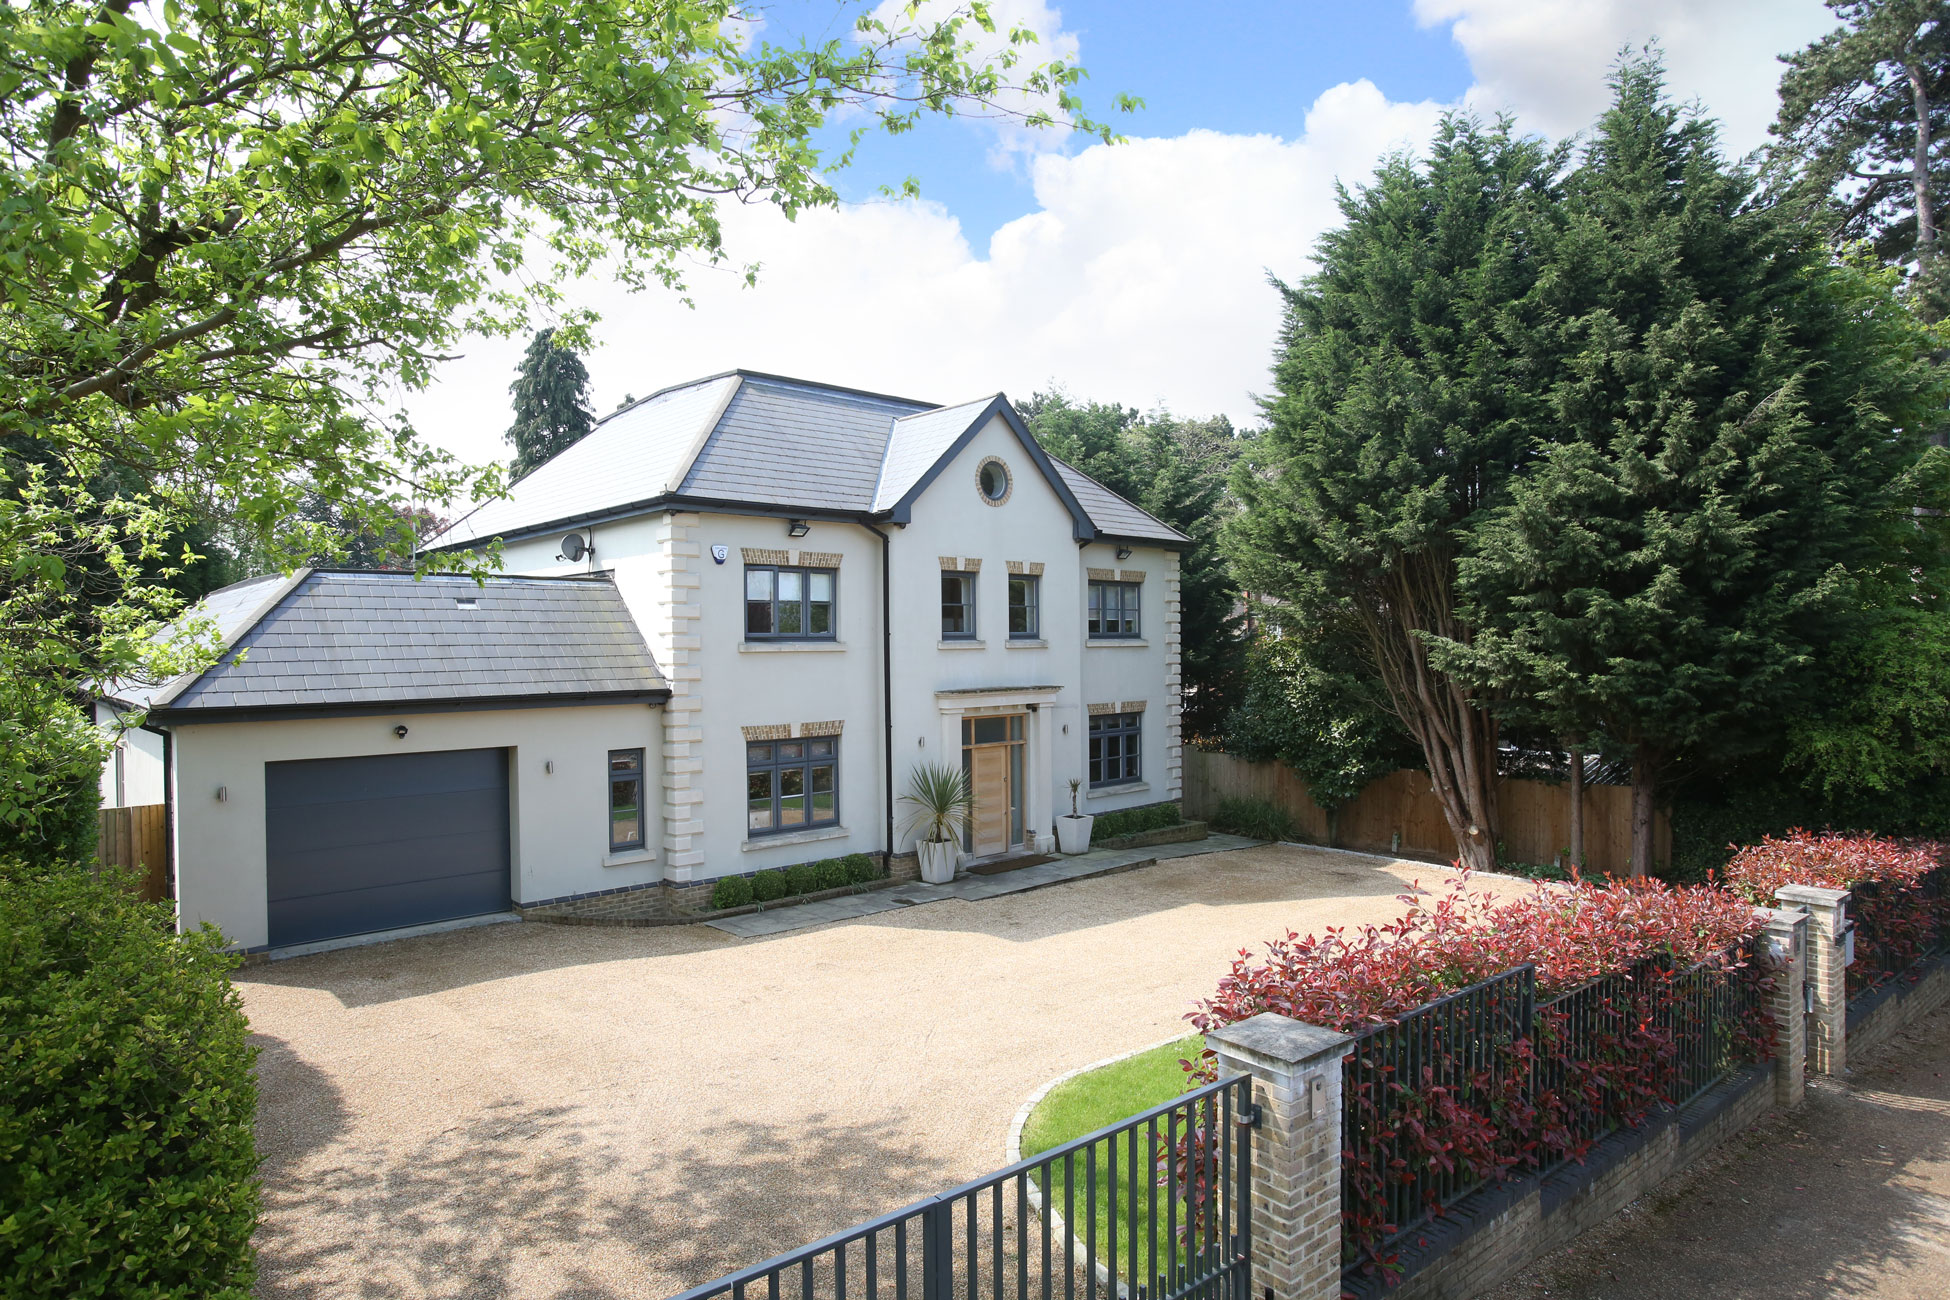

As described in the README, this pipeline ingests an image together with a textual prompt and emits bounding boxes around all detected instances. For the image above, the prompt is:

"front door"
[963,713,1026,857]
[970,746,1013,856]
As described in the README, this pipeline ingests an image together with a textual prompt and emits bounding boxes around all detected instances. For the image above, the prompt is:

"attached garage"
[265,748,512,948]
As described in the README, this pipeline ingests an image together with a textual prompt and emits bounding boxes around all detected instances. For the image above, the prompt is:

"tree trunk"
[1911,60,1936,260]
[1567,739,1585,871]
[1628,745,1660,878]
[1360,555,1501,873]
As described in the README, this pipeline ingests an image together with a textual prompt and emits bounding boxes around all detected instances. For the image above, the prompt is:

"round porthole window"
[977,457,1012,506]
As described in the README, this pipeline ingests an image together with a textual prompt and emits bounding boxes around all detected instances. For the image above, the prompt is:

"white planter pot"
[917,838,960,884]
[1056,815,1094,855]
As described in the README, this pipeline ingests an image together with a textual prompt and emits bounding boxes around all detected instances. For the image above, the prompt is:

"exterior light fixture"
[1114,546,1133,561]
[787,519,811,538]
[394,724,410,739]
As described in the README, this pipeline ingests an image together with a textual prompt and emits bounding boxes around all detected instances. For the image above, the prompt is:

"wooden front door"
[970,745,1013,857]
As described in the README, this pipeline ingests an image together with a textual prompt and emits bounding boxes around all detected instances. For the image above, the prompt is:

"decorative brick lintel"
[1005,560,1047,575]
[1087,702,1115,716]
[742,547,790,566]
[1087,567,1117,581]
[798,719,844,737]
[795,550,843,568]
[1118,569,1147,582]
[1120,699,1147,713]
[742,723,790,741]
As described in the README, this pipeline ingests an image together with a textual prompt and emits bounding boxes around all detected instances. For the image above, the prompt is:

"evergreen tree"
[1769,1,1950,306]
[506,329,596,479]
[1228,117,1568,872]
[1440,58,1944,874]
[1020,393,1248,737]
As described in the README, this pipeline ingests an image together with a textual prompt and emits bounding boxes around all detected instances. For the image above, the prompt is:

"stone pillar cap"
[1762,906,1810,927]
[1775,883,1851,907]
[1207,1012,1355,1065]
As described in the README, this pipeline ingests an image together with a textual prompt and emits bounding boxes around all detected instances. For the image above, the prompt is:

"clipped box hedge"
[0,861,259,1299]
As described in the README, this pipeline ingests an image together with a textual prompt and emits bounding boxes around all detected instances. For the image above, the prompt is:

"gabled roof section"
[873,394,1098,542]
[682,374,932,511]
[1050,456,1192,546]
[872,396,1001,512]
[147,571,667,722]
[435,373,741,548]
[100,571,305,711]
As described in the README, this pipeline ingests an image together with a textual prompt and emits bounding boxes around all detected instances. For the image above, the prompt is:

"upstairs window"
[746,566,835,640]
[1008,574,1040,639]
[942,571,977,640]
[609,749,645,850]
[746,738,838,835]
[1087,580,1140,638]
[1088,713,1142,788]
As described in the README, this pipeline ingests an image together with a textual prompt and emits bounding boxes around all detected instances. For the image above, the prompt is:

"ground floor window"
[747,737,838,835]
[1088,713,1142,787]
[609,749,645,850]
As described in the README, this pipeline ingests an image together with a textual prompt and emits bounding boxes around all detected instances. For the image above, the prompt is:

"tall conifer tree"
[506,329,596,479]
[1228,118,1568,873]
[1440,59,1942,874]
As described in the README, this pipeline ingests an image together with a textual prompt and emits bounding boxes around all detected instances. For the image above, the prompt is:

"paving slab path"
[241,842,1510,1300]
[1484,996,1950,1300]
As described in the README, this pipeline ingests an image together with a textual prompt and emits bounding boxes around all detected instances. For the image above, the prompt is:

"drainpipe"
[863,522,896,865]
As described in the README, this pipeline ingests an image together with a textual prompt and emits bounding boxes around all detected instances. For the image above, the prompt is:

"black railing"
[1344,943,1766,1277]
[1848,864,1948,1004]
[668,1075,1255,1300]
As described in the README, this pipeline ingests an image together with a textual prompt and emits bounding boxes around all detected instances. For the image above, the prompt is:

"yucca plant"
[899,762,976,845]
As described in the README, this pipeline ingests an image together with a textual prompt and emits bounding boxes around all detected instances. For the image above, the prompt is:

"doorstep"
[703,833,1259,938]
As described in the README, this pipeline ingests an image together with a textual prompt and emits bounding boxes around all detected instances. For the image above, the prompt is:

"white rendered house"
[107,371,1188,952]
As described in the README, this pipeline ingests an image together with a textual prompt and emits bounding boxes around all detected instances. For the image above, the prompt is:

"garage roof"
[145,570,668,723]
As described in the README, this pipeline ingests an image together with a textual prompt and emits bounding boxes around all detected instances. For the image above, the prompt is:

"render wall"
[169,702,662,949]
[94,700,167,807]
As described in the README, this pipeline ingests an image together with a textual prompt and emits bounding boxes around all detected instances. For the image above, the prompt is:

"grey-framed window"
[1087,580,1141,638]
[1008,574,1040,639]
[941,571,977,639]
[746,565,835,640]
[746,737,838,835]
[609,749,645,850]
[1087,713,1142,788]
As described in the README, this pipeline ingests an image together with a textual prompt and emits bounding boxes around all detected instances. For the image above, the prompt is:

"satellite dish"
[560,532,588,562]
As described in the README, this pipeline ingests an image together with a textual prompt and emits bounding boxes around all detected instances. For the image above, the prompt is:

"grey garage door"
[265,748,511,948]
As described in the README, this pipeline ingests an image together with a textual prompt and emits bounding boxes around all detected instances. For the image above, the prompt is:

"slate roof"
[145,570,667,721]
[431,369,1190,549]
[101,572,295,711]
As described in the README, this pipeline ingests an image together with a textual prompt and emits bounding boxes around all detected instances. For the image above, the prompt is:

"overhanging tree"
[507,328,595,479]
[1228,117,1567,872]
[1439,58,1946,875]
[0,0,1124,836]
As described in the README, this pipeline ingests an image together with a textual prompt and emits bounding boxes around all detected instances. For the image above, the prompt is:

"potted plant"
[900,762,975,884]
[1057,778,1094,854]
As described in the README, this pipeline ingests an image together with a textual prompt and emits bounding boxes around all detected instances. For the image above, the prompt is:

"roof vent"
[454,597,479,610]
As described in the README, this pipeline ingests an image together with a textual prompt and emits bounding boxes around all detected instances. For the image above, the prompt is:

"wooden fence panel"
[97,804,168,902]
[1183,750,1668,876]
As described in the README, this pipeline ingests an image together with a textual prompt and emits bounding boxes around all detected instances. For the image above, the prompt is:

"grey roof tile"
[155,571,667,718]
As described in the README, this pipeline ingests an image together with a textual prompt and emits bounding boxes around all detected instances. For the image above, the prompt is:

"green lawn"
[1017,1035,1229,1290]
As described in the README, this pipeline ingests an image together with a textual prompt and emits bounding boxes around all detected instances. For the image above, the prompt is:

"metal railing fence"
[668,1075,1255,1300]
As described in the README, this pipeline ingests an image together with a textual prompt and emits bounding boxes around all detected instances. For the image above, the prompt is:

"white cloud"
[402,2,1847,474]
[1415,0,1837,157]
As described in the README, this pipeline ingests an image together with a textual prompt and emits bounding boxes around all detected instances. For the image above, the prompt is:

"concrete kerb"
[1004,1031,1199,1299]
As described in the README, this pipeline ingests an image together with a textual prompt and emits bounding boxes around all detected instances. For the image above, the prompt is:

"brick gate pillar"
[1206,1013,1354,1300]
[1776,884,1851,1076]
[1761,906,1809,1107]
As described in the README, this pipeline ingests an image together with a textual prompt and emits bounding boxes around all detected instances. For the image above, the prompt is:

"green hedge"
[1090,802,1184,843]
[1207,797,1298,843]
[709,853,886,910]
[0,861,259,1299]
[709,874,753,909]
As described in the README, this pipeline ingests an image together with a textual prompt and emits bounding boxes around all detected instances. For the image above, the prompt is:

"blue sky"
[407,0,1840,468]
[805,2,1476,246]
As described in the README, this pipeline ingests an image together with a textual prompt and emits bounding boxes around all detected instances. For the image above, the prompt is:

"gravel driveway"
[242,842,1486,1300]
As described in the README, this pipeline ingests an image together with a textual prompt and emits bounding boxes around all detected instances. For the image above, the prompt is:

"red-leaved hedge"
[1186,874,1775,1278]
[1722,830,1946,998]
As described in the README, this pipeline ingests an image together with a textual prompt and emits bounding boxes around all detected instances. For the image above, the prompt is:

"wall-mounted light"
[214,785,227,802]
[394,724,410,739]
[787,519,811,538]
[1114,546,1133,561]
[917,736,926,748]
[544,759,555,775]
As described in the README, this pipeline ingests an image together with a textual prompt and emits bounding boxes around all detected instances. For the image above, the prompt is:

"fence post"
[1775,884,1850,1076]
[1205,1013,1353,1300]
[1761,907,1809,1107]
